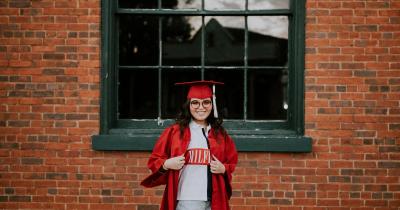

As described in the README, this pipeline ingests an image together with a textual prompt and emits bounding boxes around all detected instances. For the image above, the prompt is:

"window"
[93,0,311,152]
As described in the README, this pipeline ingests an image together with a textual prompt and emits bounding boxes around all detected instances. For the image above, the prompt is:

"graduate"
[141,80,238,210]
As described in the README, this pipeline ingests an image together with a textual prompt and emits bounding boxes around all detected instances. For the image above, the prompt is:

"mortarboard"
[175,80,224,118]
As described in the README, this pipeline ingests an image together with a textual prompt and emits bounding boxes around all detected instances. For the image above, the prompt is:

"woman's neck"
[192,119,207,128]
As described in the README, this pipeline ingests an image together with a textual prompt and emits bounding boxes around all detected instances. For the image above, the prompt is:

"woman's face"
[189,98,212,124]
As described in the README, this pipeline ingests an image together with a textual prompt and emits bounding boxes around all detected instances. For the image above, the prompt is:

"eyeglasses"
[190,99,212,109]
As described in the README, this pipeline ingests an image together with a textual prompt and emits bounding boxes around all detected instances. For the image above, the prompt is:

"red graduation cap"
[175,80,224,118]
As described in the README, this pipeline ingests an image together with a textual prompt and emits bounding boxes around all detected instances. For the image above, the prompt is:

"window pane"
[163,0,201,9]
[119,15,159,66]
[119,0,158,9]
[204,69,244,119]
[205,17,244,66]
[161,69,201,118]
[205,0,245,10]
[248,16,288,66]
[247,68,288,120]
[162,16,201,66]
[248,0,290,10]
[118,69,158,119]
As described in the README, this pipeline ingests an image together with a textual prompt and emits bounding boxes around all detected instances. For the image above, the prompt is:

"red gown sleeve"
[141,126,174,188]
[223,133,238,198]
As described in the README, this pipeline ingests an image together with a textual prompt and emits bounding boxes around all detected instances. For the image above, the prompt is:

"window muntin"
[116,0,291,122]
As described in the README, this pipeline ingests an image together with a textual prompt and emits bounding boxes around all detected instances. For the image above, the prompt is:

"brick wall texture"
[0,0,399,209]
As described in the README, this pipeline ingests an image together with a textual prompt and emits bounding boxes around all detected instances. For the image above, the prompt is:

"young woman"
[141,81,238,210]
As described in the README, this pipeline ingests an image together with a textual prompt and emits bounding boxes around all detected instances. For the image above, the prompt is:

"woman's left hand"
[210,155,225,174]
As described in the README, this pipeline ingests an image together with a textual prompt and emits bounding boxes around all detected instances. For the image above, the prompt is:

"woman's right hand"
[163,154,185,170]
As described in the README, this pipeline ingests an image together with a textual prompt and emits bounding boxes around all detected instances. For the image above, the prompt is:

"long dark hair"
[176,100,226,139]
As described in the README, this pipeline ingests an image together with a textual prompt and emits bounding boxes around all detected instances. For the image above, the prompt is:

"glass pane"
[248,0,290,10]
[205,0,245,10]
[161,69,201,118]
[162,16,201,66]
[247,68,288,120]
[119,0,158,9]
[248,16,288,66]
[204,17,244,66]
[163,0,201,9]
[118,69,158,119]
[204,69,244,119]
[119,15,159,66]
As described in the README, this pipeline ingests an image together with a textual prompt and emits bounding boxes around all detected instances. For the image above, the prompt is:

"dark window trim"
[93,0,312,152]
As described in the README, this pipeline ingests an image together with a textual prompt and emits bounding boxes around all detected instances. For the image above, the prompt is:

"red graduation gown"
[141,124,238,210]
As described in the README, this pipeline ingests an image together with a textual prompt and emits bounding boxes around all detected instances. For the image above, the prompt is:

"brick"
[317,199,340,206]
[32,91,54,97]
[56,46,77,52]
[55,76,78,82]
[378,161,400,168]
[66,114,87,120]
[341,169,364,176]
[329,175,351,183]
[354,70,376,77]
[9,196,31,202]
[21,158,43,165]
[10,0,31,8]
[43,113,65,120]
[138,205,159,210]
[46,173,68,180]
[42,68,65,75]
[355,25,378,32]
[5,188,14,194]
[43,53,65,60]
[270,199,292,205]
[389,124,400,130]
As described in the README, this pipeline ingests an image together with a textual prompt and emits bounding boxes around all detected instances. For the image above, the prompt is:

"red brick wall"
[0,0,399,210]
[304,1,400,210]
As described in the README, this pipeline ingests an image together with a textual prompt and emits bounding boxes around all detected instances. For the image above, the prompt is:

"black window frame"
[92,0,312,152]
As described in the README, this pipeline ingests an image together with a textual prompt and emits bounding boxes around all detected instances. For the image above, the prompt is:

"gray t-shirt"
[177,121,211,201]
